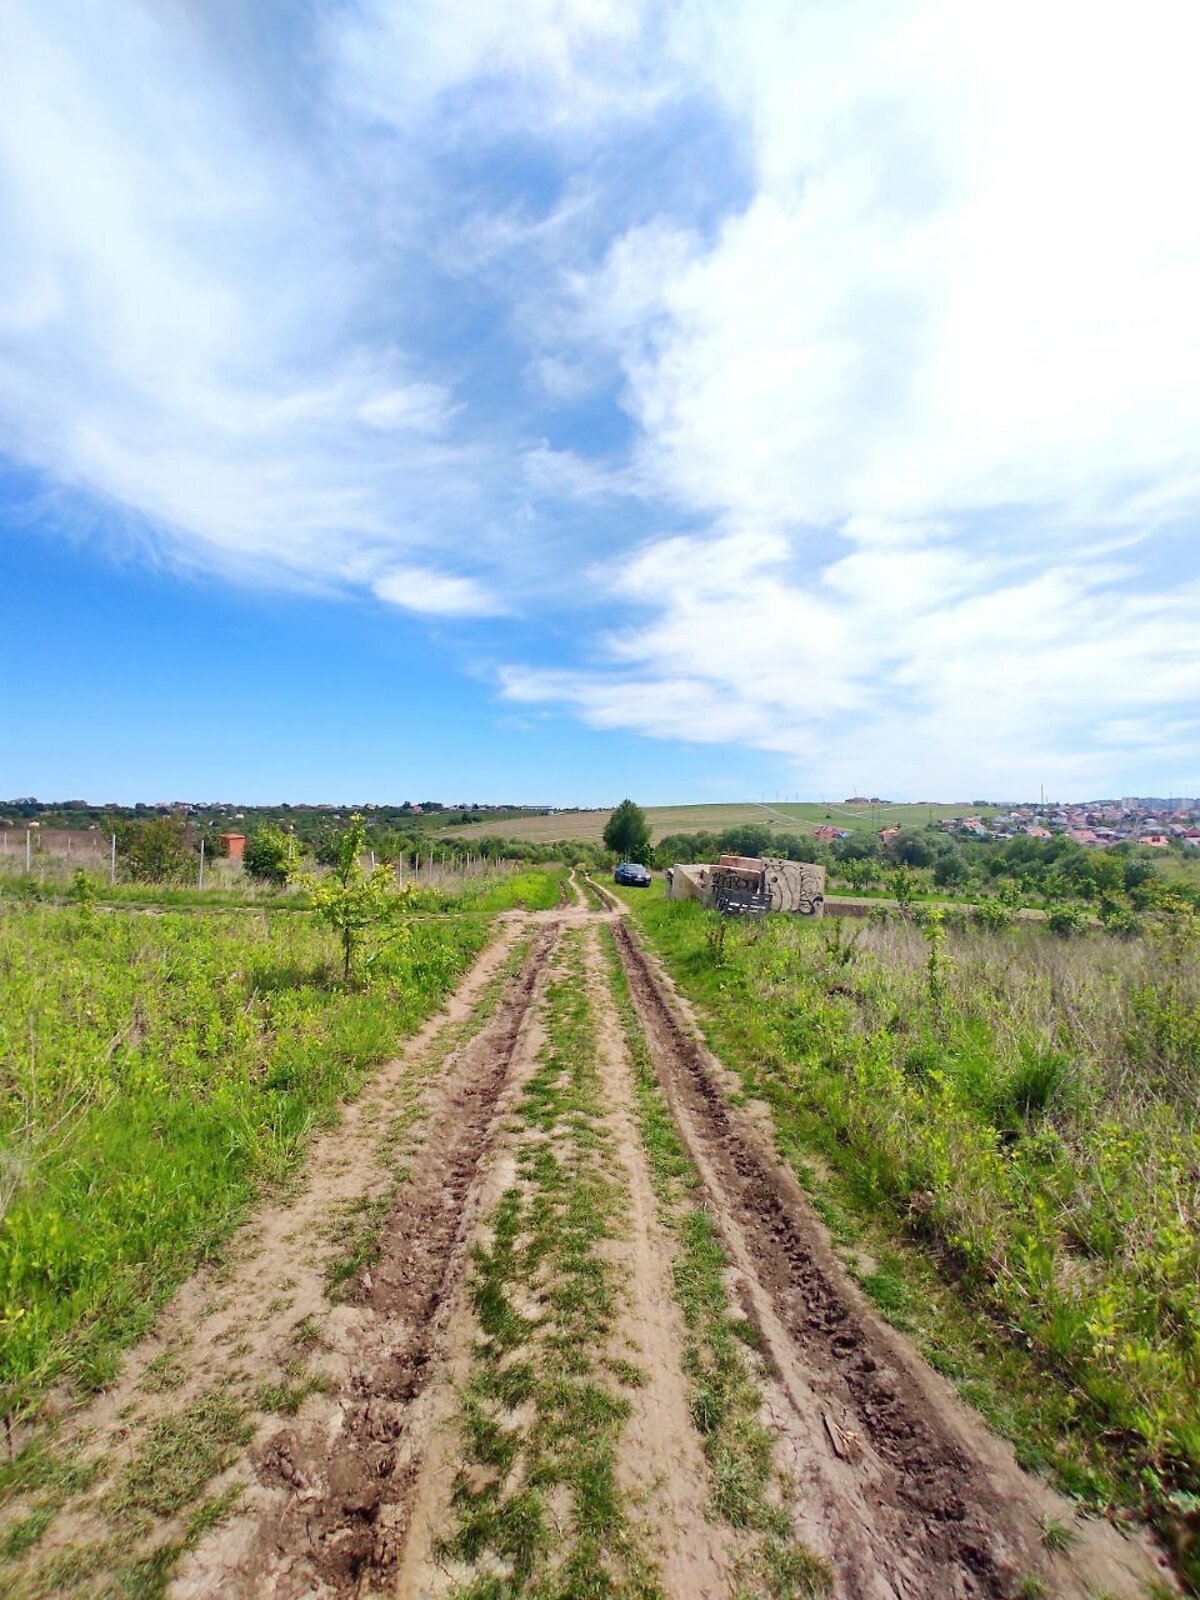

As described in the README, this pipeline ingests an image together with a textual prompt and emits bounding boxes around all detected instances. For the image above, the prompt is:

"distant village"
[815,797,1200,851]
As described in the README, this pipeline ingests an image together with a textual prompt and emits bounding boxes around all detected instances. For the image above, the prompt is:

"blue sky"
[2,1,1199,805]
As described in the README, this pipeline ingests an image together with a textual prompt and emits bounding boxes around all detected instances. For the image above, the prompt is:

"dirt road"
[0,899,1176,1600]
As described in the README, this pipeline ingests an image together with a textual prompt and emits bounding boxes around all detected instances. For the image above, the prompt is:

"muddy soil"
[611,919,1175,1600]
[174,925,561,1598]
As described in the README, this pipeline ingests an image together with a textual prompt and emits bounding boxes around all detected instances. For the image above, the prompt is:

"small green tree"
[293,814,410,984]
[70,868,97,923]
[115,817,194,882]
[932,849,968,890]
[244,825,300,885]
[841,857,879,893]
[887,866,918,916]
[603,799,652,863]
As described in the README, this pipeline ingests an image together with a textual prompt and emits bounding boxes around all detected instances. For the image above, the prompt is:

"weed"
[257,1364,330,1415]
[0,1503,53,1560]
[1039,1514,1075,1552]
[109,1390,251,1524]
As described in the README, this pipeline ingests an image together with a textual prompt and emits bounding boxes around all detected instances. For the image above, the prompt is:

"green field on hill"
[442,799,996,846]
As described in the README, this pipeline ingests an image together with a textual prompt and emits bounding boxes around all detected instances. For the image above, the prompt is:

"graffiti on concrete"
[763,859,826,916]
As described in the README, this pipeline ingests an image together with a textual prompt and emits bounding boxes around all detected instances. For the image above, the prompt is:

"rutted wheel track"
[613,919,1050,1600]
[186,924,560,1600]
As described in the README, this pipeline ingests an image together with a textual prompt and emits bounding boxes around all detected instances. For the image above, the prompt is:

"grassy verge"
[439,930,660,1598]
[602,928,831,1599]
[0,901,493,1429]
[453,865,567,913]
[0,862,566,916]
[618,887,1200,1588]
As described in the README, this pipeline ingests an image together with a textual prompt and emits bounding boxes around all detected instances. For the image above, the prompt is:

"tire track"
[611,919,1164,1600]
[176,924,561,1600]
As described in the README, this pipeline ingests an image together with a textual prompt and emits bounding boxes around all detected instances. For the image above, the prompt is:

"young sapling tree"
[292,814,411,984]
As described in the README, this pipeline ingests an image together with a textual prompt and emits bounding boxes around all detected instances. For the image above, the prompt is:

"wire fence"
[0,830,514,891]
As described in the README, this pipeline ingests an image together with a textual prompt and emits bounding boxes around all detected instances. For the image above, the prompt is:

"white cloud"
[629,3,1200,531]
[373,567,504,617]
[497,0,1200,790]
[4,0,1200,793]
[0,3,507,596]
[358,384,457,432]
[504,525,1200,795]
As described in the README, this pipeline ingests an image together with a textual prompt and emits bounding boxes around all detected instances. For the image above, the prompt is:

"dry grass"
[439,801,989,847]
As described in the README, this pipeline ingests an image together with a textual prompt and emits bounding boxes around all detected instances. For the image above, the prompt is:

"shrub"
[1098,896,1140,937]
[972,899,1013,931]
[292,815,410,984]
[114,818,194,883]
[1046,902,1085,938]
[243,826,300,885]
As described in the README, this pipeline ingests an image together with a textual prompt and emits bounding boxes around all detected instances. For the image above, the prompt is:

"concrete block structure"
[667,855,825,916]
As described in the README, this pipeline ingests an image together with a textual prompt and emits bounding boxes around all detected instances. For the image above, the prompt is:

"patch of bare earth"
[612,919,1177,1600]
[172,923,561,1599]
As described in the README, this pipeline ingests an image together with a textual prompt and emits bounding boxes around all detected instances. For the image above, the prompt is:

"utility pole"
[198,837,205,890]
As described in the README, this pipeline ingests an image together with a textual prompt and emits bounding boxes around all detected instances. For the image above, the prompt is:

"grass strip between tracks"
[438,928,662,1599]
[602,927,831,1600]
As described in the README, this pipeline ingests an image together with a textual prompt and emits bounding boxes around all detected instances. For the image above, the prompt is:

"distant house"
[812,825,841,843]
[878,826,902,843]
[845,795,871,805]
[1067,828,1101,846]
[1024,826,1052,838]
[1140,834,1171,848]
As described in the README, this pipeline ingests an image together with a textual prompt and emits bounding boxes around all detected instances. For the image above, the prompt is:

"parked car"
[614,861,652,887]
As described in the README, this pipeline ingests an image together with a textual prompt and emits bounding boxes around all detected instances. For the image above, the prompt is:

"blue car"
[614,861,652,887]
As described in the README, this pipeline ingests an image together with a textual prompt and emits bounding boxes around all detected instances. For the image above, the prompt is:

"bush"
[243,826,299,885]
[115,818,195,883]
[1098,896,1141,937]
[972,898,1013,931]
[1046,902,1086,938]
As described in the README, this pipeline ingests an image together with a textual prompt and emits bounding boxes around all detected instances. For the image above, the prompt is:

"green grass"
[256,1362,331,1416]
[0,901,494,1429]
[601,928,830,1599]
[109,1390,251,1524]
[440,930,662,1599]
[452,865,567,913]
[618,886,1200,1590]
